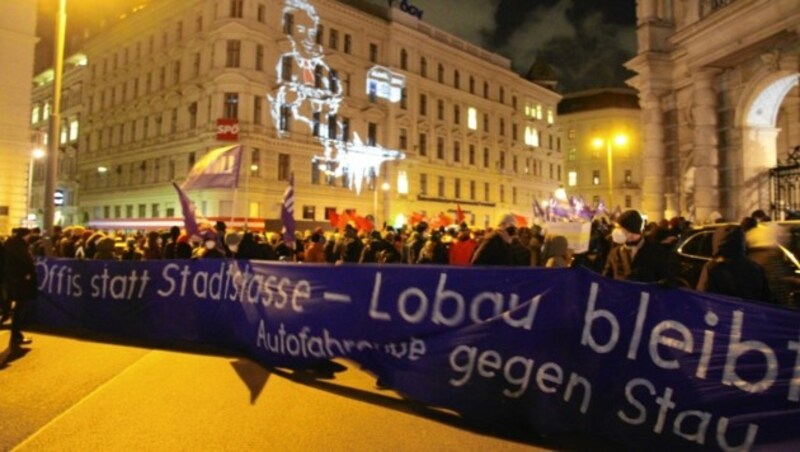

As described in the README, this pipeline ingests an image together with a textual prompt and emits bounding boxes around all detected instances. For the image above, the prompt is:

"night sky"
[373,0,638,92]
[36,0,638,93]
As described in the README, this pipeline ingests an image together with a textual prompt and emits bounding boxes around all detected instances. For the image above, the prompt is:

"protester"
[0,237,8,324]
[603,209,676,284]
[4,228,37,347]
[305,232,327,263]
[543,235,570,268]
[697,225,771,302]
[449,227,477,266]
[471,214,517,266]
[120,238,144,260]
[162,226,182,259]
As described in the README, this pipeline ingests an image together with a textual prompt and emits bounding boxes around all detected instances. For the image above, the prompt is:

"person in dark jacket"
[603,210,677,284]
[471,214,517,266]
[0,238,9,324]
[697,225,771,302]
[4,228,37,347]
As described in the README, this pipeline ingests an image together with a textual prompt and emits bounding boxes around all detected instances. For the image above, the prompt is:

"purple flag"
[181,145,242,191]
[280,174,296,249]
[532,198,546,220]
[172,182,200,238]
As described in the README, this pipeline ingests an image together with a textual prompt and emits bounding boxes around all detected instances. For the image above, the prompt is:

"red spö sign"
[216,118,239,141]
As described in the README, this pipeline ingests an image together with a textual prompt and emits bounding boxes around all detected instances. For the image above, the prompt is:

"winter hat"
[617,210,644,234]
[497,213,517,229]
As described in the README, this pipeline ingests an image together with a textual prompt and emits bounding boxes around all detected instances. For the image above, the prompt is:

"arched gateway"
[626,0,800,222]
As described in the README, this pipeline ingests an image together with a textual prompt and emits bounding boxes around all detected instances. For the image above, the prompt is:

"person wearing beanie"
[471,213,518,266]
[603,209,676,284]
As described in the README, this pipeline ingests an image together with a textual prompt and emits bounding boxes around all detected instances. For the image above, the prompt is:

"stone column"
[691,69,720,223]
[740,127,779,219]
[640,92,666,220]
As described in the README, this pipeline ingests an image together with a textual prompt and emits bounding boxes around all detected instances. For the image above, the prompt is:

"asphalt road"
[0,325,598,451]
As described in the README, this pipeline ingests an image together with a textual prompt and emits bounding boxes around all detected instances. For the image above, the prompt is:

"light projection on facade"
[268,0,405,194]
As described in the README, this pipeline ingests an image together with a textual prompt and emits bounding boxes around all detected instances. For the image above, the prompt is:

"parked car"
[675,222,800,306]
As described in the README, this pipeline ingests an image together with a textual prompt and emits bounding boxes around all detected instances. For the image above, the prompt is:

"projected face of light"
[293,10,318,58]
[269,0,406,194]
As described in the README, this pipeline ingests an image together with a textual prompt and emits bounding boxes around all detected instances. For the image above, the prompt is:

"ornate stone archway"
[735,70,799,219]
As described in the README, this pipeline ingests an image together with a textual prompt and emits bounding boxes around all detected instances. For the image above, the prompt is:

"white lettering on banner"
[89,267,151,300]
[580,282,800,401]
[36,261,83,298]
[368,272,544,330]
[448,345,591,412]
[255,320,426,361]
[617,378,759,450]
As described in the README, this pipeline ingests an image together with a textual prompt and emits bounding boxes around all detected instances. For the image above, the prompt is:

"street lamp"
[44,0,67,236]
[592,133,628,208]
[27,148,46,226]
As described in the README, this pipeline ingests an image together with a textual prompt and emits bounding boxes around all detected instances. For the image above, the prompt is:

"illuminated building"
[626,0,800,222]
[30,54,87,228]
[43,0,563,230]
[0,2,37,235]
[559,88,642,211]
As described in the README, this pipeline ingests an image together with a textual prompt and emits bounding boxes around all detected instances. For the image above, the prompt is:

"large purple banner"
[34,258,800,450]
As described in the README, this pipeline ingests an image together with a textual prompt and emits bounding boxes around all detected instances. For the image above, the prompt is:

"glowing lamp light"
[250,164,259,171]
[397,170,409,195]
[614,134,628,146]
[32,148,46,159]
[554,186,568,201]
[97,166,108,173]
[592,137,604,149]
[394,213,406,230]
[381,181,390,191]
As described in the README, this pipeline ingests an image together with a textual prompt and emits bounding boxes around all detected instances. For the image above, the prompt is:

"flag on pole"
[172,182,200,238]
[455,204,465,224]
[181,144,243,190]
[532,198,546,220]
[280,173,296,248]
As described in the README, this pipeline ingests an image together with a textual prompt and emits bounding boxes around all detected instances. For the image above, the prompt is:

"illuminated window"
[223,93,239,118]
[567,147,577,161]
[592,170,600,185]
[398,171,409,194]
[568,128,576,140]
[31,105,39,124]
[467,107,477,130]
[43,103,50,120]
[567,171,578,187]
[525,126,539,147]
[535,104,542,120]
[547,109,554,124]
[302,206,315,220]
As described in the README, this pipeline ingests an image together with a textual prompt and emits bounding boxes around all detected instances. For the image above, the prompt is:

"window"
[455,178,461,198]
[499,151,505,170]
[453,141,461,162]
[499,118,505,136]
[176,21,183,41]
[437,99,444,120]
[592,170,600,185]
[250,148,261,177]
[625,169,632,183]
[327,114,337,139]
[193,53,201,76]
[500,87,505,104]
[469,76,475,94]
[468,144,475,165]
[420,57,427,77]
[400,49,408,70]
[256,45,264,71]
[369,43,378,62]
[283,12,294,34]
[281,56,293,81]
[470,181,476,200]
[170,108,178,133]
[512,96,518,110]
[254,96,263,125]
[315,24,324,45]
[230,0,243,18]
[400,88,407,109]
[312,112,321,137]
[368,122,377,146]
[303,206,315,220]
[419,94,427,116]
[436,137,444,160]
[344,34,351,54]
[483,81,488,98]
[483,147,489,168]
[467,107,477,130]
[224,93,239,118]
[329,29,338,49]
[311,161,321,185]
[399,128,407,149]
[568,171,577,187]
[420,173,427,195]
[454,70,460,89]
[437,176,445,197]
[512,155,517,173]
[512,123,518,141]
[525,126,539,147]
[195,14,203,32]
[483,113,489,132]
[342,117,350,141]
[454,105,461,125]
[280,105,291,132]
[278,153,290,181]
[226,40,241,67]
[257,4,266,23]
[173,61,181,84]
[437,64,444,83]
[625,195,632,208]
[152,203,160,218]
[500,185,505,203]
[418,133,427,156]
[484,182,490,201]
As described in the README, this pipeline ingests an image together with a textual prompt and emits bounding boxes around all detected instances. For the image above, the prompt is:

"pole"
[26,156,34,226]
[44,0,66,236]
[606,141,614,209]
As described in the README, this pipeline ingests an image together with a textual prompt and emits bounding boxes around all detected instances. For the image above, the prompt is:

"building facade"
[33,0,563,231]
[559,89,642,212]
[626,0,800,222]
[0,2,38,235]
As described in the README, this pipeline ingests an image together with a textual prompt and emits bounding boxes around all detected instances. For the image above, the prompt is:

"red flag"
[513,214,528,227]
[329,210,340,228]
[456,204,465,224]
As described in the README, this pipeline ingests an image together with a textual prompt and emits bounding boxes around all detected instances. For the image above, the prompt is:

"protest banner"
[544,222,592,254]
[33,258,800,449]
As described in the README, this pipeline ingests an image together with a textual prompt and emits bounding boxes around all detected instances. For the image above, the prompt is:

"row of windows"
[283,13,362,58]
[417,175,526,204]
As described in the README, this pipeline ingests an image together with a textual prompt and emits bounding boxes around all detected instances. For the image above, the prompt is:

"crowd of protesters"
[2,207,798,348]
